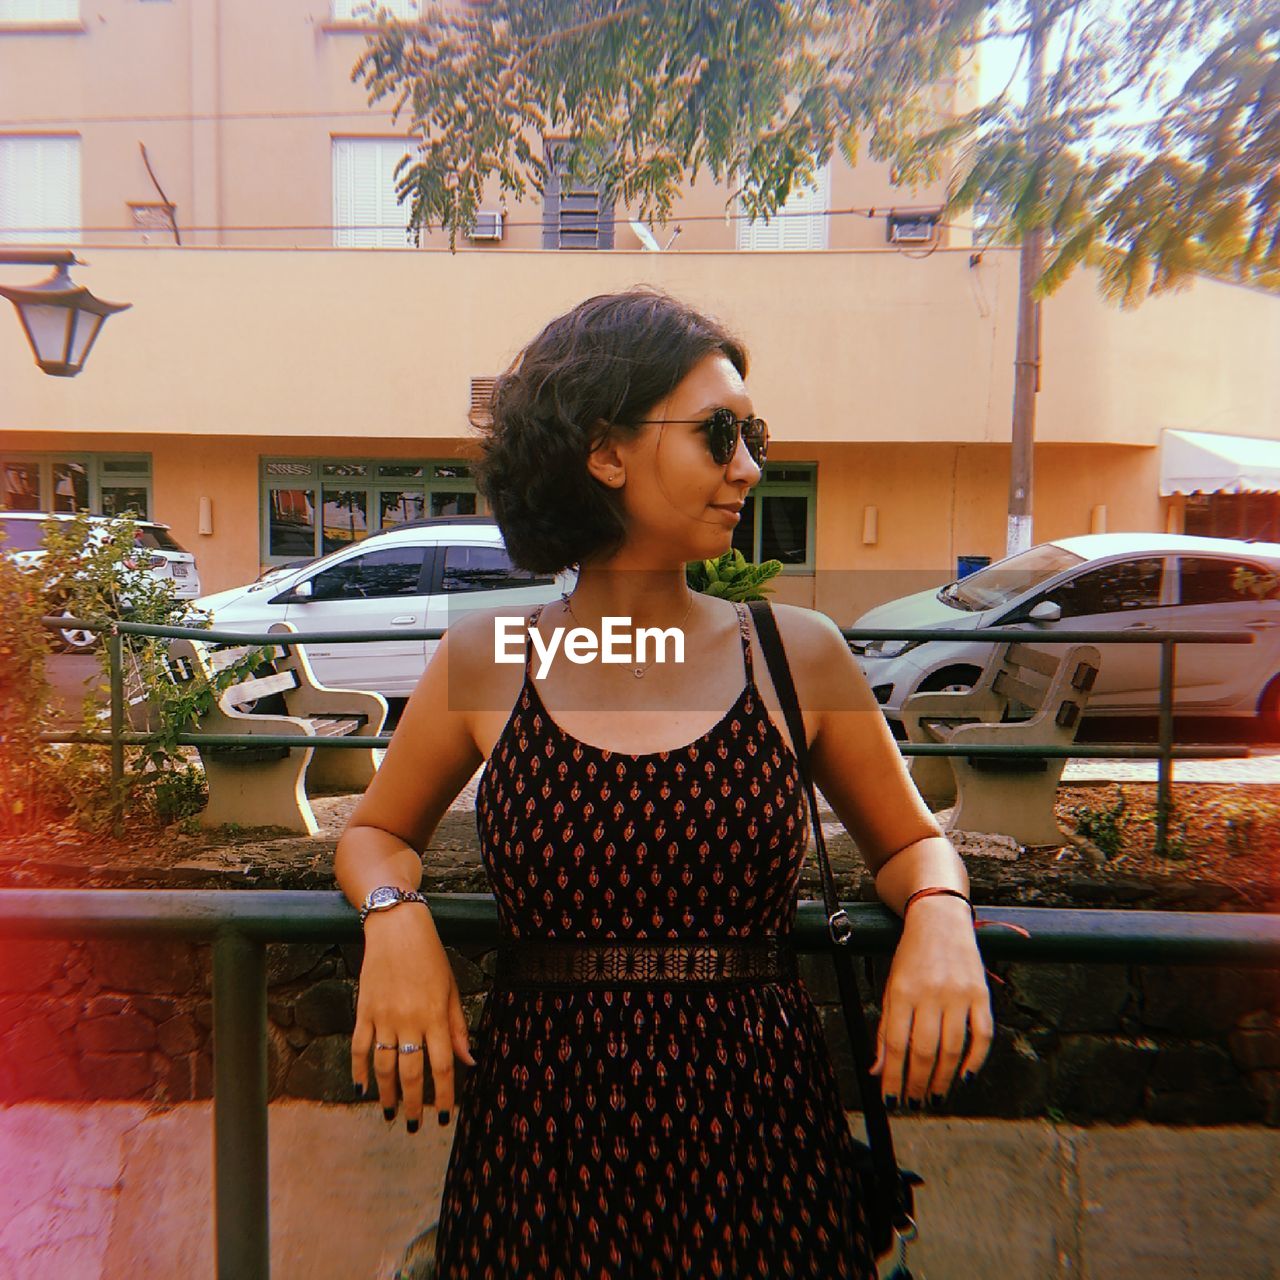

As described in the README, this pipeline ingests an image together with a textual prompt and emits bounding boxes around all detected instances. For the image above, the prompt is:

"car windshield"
[944,544,1085,611]
[0,519,45,552]
[135,525,184,552]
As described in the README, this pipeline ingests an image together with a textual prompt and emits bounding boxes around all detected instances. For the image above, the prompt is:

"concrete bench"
[163,622,388,835]
[901,641,1101,846]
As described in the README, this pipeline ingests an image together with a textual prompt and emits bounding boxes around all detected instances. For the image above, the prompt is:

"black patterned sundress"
[432,602,877,1279]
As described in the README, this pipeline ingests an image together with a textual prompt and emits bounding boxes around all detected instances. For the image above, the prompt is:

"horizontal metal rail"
[35,729,1254,761]
[46,616,1258,647]
[3,890,1278,964]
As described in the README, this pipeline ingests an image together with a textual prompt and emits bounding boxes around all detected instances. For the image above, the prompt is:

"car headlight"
[863,639,924,660]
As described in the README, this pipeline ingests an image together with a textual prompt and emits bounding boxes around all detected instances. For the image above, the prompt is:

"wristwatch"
[358,885,429,927]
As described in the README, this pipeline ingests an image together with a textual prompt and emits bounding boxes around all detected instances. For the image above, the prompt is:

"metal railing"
[1,889,1277,1280]
[41,615,1257,857]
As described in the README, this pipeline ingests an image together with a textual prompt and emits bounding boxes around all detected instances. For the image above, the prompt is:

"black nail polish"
[908,1097,921,1111]
[930,1093,945,1108]
[407,1118,420,1135]
[353,1081,364,1099]
[438,1109,450,1126]
[962,1071,975,1085]
[383,1106,396,1122]
[884,1095,898,1112]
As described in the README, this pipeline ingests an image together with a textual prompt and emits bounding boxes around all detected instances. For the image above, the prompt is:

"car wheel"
[1256,676,1280,743]
[917,665,984,694]
[52,608,99,654]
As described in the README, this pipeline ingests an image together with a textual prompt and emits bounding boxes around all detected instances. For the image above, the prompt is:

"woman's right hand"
[351,904,477,1130]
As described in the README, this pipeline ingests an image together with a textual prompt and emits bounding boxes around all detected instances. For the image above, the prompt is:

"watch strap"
[358,887,428,927]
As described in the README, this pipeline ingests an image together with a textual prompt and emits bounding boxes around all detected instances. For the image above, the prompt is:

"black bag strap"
[747,600,904,1194]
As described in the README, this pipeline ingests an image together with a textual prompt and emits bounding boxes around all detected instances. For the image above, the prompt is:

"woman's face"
[592,352,763,566]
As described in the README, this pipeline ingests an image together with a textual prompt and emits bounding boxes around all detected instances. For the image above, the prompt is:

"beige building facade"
[3,2,1279,619]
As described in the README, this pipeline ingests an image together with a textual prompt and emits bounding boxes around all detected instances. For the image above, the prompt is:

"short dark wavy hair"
[470,288,749,574]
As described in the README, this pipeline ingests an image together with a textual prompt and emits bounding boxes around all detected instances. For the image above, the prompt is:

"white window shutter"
[333,138,411,248]
[737,161,829,252]
[0,136,81,245]
[0,0,79,20]
[332,0,416,18]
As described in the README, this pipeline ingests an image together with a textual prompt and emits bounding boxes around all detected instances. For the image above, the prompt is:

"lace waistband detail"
[493,939,798,988]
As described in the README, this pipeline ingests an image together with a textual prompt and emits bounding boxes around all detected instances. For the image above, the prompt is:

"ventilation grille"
[469,377,497,422]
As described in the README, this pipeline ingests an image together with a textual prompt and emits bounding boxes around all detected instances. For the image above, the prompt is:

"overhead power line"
[0,204,988,238]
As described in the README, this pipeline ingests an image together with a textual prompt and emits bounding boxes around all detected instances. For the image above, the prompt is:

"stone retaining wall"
[3,920,1276,1125]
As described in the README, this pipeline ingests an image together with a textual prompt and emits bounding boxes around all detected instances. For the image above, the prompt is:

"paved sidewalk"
[1,1101,1274,1279]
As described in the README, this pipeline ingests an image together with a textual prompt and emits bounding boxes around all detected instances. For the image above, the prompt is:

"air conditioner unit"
[469,210,504,242]
[887,212,940,244]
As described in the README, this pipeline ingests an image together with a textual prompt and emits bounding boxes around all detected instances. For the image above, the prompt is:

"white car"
[192,517,574,699]
[851,533,1280,736]
[0,511,203,651]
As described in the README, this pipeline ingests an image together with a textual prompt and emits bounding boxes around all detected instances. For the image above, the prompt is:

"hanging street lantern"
[0,250,131,377]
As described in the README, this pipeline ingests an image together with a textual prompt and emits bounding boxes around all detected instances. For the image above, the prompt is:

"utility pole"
[1007,3,1048,556]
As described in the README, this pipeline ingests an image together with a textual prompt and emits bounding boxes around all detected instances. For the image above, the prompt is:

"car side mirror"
[292,579,314,601]
[1028,599,1062,623]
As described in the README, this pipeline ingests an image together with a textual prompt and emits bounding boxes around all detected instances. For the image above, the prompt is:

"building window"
[332,137,415,248]
[736,162,829,251]
[1184,493,1280,542]
[542,140,615,250]
[0,0,78,21]
[0,452,151,516]
[261,457,482,563]
[730,464,816,570]
[332,0,416,17]
[0,135,80,245]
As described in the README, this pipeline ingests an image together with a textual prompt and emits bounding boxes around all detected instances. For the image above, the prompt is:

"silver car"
[851,533,1280,736]
[192,517,573,700]
[0,510,203,651]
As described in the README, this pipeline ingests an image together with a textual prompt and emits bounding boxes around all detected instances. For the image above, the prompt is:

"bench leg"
[946,758,1069,847]
[907,754,958,811]
[306,746,380,792]
[197,749,320,837]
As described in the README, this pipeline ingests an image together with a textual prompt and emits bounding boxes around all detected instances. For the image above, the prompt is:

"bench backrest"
[164,637,298,717]
[990,641,1099,729]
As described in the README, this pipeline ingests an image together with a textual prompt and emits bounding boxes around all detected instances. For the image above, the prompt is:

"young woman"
[335,289,993,1278]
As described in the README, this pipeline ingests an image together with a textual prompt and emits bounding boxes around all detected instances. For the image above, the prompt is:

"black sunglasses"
[638,408,769,467]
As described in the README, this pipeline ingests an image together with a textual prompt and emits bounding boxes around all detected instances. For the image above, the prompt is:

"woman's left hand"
[867,896,994,1107]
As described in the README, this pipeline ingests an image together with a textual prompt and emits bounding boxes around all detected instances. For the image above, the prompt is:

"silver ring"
[398,1043,423,1055]
[374,1041,397,1051]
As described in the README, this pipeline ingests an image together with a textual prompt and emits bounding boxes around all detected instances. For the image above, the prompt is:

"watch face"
[368,887,401,911]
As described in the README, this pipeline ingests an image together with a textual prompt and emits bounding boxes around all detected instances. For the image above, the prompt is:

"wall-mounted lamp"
[198,496,214,536]
[861,505,879,546]
[0,249,131,377]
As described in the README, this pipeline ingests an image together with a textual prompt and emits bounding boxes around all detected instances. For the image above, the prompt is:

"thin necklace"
[559,591,696,679]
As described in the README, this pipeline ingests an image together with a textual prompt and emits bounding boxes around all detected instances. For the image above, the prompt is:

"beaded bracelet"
[903,886,976,920]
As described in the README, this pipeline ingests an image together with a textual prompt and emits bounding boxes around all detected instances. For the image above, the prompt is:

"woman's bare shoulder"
[446,602,540,683]
[766,601,847,661]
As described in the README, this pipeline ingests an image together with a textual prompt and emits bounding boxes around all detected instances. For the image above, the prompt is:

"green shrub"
[686,549,783,601]
[1068,790,1128,860]
[0,532,69,834]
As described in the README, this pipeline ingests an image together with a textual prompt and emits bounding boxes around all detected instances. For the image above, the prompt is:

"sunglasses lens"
[703,411,768,466]
[707,409,738,465]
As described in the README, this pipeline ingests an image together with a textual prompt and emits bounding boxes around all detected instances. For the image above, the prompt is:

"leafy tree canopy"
[352,0,1279,303]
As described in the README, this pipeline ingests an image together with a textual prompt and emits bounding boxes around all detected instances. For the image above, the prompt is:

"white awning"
[1159,428,1280,496]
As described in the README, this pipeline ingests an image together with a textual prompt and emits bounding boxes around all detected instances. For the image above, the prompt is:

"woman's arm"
[774,605,994,1109]
[335,614,492,1131]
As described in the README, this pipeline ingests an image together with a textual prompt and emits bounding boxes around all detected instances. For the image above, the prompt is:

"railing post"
[212,931,270,1280]
[107,630,125,838]
[1155,639,1176,858]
